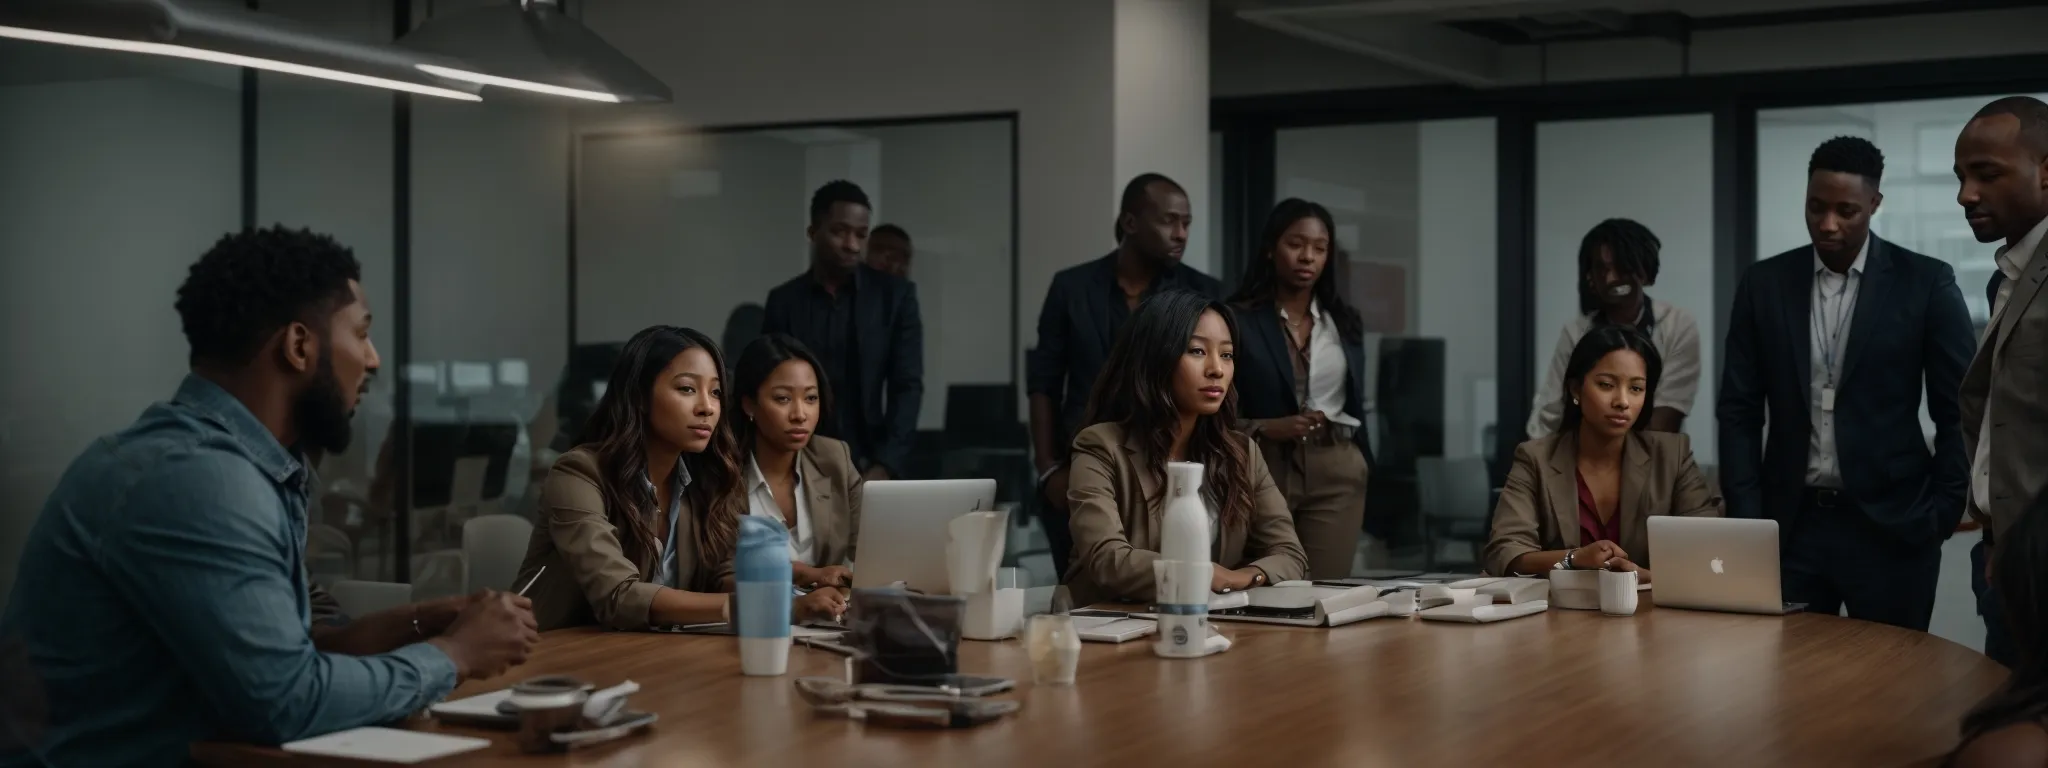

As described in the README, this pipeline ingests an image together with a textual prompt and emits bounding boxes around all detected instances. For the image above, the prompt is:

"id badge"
[1820,387,1837,412]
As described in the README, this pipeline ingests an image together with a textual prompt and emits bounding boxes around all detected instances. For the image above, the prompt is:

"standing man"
[1958,96,2048,664]
[867,224,914,279]
[1027,173,1221,578]
[0,227,537,765]
[763,180,924,480]
[1718,136,1975,631]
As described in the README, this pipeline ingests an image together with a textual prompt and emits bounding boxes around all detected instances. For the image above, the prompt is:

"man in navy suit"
[1717,137,1976,631]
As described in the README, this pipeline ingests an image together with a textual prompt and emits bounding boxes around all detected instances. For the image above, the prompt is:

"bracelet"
[411,605,426,639]
[1558,549,1576,571]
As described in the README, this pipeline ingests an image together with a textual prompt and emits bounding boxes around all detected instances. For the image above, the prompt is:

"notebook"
[1207,582,1395,628]
[282,727,490,764]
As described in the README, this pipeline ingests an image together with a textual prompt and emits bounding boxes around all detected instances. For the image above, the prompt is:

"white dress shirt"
[747,454,816,565]
[1526,298,1703,439]
[1278,300,1359,428]
[1972,215,2048,512]
[1804,241,1867,487]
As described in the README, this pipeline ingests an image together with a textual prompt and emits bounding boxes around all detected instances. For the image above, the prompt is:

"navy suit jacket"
[1715,237,1975,546]
[761,265,924,475]
[1230,300,1376,470]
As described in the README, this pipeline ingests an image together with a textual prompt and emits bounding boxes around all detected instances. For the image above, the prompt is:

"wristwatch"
[1557,548,1576,571]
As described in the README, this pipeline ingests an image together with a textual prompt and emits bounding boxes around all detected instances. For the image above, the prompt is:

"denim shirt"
[0,375,457,767]
[644,458,693,589]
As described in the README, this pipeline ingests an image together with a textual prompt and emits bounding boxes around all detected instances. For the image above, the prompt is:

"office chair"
[463,514,534,593]
[1416,456,1491,570]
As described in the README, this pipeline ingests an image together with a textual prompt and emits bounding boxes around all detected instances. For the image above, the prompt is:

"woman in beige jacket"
[1485,325,1722,582]
[514,326,840,631]
[1064,291,1307,607]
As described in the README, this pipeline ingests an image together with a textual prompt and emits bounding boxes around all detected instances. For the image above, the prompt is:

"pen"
[516,566,546,597]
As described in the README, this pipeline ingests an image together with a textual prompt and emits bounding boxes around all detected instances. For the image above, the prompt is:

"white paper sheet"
[282,727,490,764]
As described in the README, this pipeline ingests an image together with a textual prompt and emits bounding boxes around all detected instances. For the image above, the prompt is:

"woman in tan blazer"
[1065,291,1308,607]
[1485,325,1721,582]
[712,334,861,607]
[514,326,839,631]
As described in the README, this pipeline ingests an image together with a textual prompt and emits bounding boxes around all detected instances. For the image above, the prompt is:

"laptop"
[850,479,998,595]
[1648,517,1804,615]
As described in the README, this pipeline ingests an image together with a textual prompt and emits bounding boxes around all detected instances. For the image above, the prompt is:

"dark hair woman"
[1227,198,1375,579]
[1062,290,1307,607]
[718,333,864,619]
[514,326,834,630]
[1484,325,1721,581]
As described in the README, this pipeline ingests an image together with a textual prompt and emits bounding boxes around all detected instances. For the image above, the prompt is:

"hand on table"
[1210,565,1261,593]
[428,590,538,681]
[795,587,849,623]
[1569,540,1629,570]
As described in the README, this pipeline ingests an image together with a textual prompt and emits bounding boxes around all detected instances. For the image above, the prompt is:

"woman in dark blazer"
[1484,326,1721,581]
[1227,198,1376,580]
[514,326,841,631]
[1064,291,1307,607]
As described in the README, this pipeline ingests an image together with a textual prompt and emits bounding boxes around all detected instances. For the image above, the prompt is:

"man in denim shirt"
[0,227,538,766]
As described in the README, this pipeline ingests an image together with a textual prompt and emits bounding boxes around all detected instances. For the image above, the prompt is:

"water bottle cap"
[737,515,789,549]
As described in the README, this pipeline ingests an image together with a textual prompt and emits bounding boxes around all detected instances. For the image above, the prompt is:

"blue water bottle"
[735,516,792,676]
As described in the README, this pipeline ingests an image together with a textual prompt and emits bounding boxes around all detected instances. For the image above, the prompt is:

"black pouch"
[846,588,964,686]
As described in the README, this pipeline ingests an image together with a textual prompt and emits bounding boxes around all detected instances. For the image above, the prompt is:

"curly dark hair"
[1808,136,1885,187]
[174,226,362,367]
[1576,218,1662,316]
[809,180,871,225]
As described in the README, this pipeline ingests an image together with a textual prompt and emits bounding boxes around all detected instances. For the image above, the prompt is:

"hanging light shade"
[401,0,670,104]
[0,0,483,100]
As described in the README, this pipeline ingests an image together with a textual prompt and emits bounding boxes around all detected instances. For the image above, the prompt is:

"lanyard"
[1811,271,1857,386]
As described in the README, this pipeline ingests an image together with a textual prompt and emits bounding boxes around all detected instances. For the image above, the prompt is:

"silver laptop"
[851,479,998,595]
[1648,517,1802,615]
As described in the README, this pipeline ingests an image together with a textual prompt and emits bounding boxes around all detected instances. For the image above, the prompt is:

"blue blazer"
[1715,237,1975,545]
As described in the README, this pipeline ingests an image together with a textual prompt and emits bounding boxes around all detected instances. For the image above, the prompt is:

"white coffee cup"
[1598,569,1639,616]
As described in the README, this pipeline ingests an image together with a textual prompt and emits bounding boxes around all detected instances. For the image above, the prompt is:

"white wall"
[1114,0,1214,275]
[0,56,241,608]
[1535,115,1718,461]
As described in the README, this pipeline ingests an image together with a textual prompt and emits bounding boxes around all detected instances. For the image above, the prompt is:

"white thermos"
[1153,461,1212,659]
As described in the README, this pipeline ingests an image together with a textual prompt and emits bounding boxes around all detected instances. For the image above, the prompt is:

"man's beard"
[294,351,355,454]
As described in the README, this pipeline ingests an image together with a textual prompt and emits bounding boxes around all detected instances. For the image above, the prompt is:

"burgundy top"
[1575,470,1621,546]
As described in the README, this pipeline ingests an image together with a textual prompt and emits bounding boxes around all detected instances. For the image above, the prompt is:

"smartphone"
[939,675,1015,697]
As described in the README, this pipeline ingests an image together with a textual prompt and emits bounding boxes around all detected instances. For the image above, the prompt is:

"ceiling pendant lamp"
[401,0,670,104]
[0,0,483,101]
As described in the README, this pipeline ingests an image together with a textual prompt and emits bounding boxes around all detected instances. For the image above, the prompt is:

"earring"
[1572,398,1579,405]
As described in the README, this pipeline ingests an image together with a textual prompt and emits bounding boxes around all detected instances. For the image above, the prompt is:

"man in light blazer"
[1957,96,2048,656]
[1718,136,1974,632]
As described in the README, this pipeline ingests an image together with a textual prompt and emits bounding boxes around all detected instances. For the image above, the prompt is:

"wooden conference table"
[196,599,2006,767]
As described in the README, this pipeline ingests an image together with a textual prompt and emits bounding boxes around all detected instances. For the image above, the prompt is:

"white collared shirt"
[1804,239,1868,487]
[1277,300,1360,428]
[747,453,815,565]
[1971,214,2048,512]
[1526,298,1703,439]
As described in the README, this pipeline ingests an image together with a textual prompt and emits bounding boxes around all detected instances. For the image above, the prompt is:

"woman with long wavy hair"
[514,326,837,631]
[1947,494,2048,767]
[1228,198,1375,579]
[1062,290,1307,607]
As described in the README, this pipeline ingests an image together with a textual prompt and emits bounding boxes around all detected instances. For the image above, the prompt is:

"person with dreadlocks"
[1716,136,1974,633]
[1526,218,1701,440]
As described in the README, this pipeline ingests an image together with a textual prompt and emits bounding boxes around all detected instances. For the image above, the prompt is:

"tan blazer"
[1063,422,1307,607]
[1483,431,1722,577]
[1962,232,2048,545]
[710,436,864,588]
[515,447,708,632]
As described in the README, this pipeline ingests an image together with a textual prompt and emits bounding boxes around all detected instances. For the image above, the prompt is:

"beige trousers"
[1258,434,1371,580]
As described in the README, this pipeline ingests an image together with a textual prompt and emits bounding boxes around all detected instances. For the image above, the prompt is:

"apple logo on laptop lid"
[1710,558,1725,575]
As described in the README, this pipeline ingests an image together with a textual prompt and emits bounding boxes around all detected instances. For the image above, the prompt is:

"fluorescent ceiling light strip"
[417,64,620,103]
[0,24,481,101]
